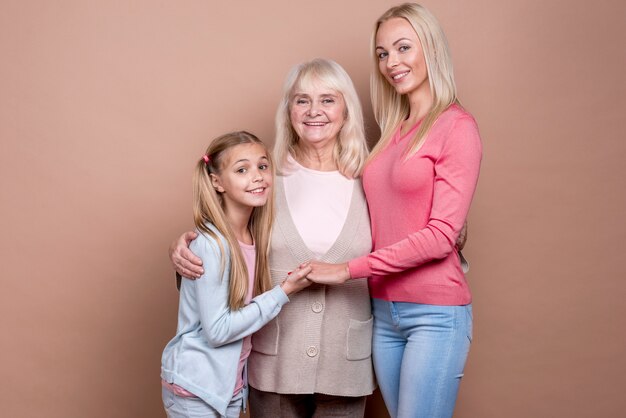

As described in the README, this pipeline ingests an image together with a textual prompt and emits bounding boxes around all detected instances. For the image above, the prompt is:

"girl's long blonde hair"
[369,3,458,161]
[274,58,369,178]
[192,131,275,310]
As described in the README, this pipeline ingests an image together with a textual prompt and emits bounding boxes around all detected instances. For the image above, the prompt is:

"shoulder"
[431,104,481,150]
[189,223,230,261]
[278,154,301,177]
[437,104,478,132]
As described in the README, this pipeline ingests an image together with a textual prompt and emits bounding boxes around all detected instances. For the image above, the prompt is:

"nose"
[386,51,399,69]
[251,168,263,182]
[307,102,321,117]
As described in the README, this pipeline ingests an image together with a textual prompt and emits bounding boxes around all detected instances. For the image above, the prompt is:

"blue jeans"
[371,298,472,418]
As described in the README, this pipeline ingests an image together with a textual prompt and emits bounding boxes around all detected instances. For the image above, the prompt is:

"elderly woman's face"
[289,82,346,148]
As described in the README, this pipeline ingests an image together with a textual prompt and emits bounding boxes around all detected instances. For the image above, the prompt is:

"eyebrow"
[232,156,268,165]
[376,37,412,50]
[293,92,339,98]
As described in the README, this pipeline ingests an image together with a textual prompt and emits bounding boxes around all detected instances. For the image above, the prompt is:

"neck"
[405,83,433,127]
[224,206,253,244]
[294,140,337,171]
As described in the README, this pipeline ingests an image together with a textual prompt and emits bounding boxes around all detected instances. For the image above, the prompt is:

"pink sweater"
[348,104,482,305]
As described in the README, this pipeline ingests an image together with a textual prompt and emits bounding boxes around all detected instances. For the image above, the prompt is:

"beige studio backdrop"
[1,0,625,417]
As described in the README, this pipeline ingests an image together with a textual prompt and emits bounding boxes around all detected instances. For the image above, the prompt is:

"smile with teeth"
[392,71,409,81]
[247,187,266,194]
[304,122,328,126]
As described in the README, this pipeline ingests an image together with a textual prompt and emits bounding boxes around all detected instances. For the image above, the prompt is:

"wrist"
[280,279,292,296]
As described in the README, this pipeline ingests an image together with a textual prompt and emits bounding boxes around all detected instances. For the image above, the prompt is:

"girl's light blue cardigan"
[161,224,289,416]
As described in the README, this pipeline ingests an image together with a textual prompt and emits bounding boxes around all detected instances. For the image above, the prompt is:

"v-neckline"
[395,119,422,144]
[274,176,366,263]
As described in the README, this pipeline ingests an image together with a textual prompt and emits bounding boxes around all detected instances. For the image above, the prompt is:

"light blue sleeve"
[189,232,289,348]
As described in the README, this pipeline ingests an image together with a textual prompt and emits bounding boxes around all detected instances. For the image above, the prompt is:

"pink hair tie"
[202,155,211,164]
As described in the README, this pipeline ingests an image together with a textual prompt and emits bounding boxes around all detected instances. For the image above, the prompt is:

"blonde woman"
[170,60,375,417]
[161,131,311,418]
[307,4,483,418]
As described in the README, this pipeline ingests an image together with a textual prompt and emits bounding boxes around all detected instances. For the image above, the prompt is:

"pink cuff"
[348,256,371,279]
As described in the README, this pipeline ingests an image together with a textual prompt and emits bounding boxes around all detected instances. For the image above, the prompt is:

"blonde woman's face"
[375,17,429,99]
[289,81,346,148]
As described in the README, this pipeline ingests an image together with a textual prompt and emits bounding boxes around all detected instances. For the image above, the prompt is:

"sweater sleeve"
[188,234,289,348]
[348,116,482,278]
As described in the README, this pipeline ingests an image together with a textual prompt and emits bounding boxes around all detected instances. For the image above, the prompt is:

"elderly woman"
[170,58,375,417]
[306,4,482,418]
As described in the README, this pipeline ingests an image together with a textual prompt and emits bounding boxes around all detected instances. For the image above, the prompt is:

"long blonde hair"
[274,58,369,178]
[192,131,275,310]
[369,3,458,161]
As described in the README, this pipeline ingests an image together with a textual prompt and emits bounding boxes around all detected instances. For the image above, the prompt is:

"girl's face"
[375,17,429,100]
[211,142,272,213]
[289,81,346,149]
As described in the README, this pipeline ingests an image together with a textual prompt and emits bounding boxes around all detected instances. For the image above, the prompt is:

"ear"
[210,173,225,193]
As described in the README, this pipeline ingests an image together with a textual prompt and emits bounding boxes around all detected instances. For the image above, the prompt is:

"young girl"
[160,131,311,418]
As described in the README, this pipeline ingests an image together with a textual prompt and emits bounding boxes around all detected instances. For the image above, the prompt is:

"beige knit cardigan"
[248,176,376,396]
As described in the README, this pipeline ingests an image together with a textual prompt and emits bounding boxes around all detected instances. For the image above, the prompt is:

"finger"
[181,247,203,266]
[293,268,310,279]
[287,265,311,281]
[185,271,201,279]
[298,265,313,276]
[177,266,199,279]
[178,258,204,277]
[289,264,307,275]
[183,231,198,244]
[306,275,320,283]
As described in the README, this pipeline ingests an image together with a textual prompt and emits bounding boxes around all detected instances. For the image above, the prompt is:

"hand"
[306,260,350,285]
[169,231,204,279]
[456,221,468,251]
[280,264,313,296]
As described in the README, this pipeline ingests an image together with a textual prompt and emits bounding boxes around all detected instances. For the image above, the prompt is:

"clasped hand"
[170,232,351,287]
[303,260,351,285]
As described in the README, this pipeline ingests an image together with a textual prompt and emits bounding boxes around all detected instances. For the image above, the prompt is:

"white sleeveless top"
[283,155,354,257]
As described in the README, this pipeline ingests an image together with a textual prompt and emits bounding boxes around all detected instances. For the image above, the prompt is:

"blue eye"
[322,98,335,104]
[296,98,309,105]
[399,45,410,52]
[377,51,388,60]
[236,167,247,174]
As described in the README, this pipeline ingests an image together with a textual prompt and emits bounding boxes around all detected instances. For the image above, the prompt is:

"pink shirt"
[348,104,482,305]
[233,241,256,394]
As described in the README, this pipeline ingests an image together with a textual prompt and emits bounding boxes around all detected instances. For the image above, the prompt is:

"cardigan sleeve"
[188,233,289,348]
[348,116,482,278]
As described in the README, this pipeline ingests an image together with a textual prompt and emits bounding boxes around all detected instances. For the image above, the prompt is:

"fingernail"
[287,271,292,275]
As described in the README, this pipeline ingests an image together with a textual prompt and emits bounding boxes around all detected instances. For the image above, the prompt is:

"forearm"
[349,220,458,278]
[199,285,288,346]
[351,117,482,278]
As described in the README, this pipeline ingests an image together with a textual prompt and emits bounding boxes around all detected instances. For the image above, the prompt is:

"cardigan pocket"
[346,316,373,360]
[251,318,279,355]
